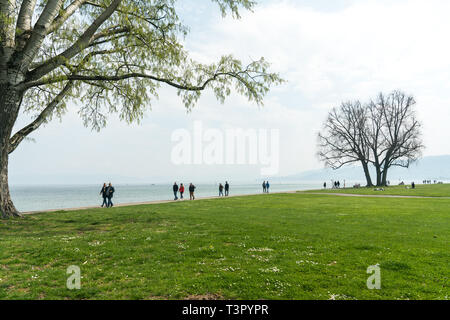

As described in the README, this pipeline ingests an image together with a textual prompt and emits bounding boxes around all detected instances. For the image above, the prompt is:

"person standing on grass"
[179,183,185,200]
[266,181,270,193]
[323,182,327,189]
[189,183,196,200]
[219,183,224,197]
[262,181,266,193]
[225,181,230,196]
[100,183,108,207]
[173,182,179,200]
[106,183,115,208]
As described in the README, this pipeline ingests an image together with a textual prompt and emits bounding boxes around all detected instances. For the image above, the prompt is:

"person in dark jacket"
[106,183,115,208]
[266,181,270,193]
[189,183,196,200]
[100,183,108,207]
[219,183,224,197]
[173,182,179,200]
[225,181,230,196]
[262,181,266,193]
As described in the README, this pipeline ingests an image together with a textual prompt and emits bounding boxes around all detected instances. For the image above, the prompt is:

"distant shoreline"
[22,191,298,215]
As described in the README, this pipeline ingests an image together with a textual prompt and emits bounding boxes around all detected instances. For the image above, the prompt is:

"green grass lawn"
[0,192,449,300]
[303,183,450,198]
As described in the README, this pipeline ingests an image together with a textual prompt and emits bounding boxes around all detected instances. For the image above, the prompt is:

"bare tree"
[368,91,424,186]
[318,101,374,187]
[318,91,424,187]
[0,0,283,218]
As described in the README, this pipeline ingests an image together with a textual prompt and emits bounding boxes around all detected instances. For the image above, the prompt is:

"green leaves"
[18,0,283,131]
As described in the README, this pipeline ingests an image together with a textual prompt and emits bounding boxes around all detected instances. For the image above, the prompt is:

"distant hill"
[283,155,450,183]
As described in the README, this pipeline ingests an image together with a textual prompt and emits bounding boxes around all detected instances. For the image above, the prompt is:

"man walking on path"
[219,183,224,197]
[106,183,115,208]
[179,183,185,199]
[225,182,230,196]
[189,183,196,200]
[262,181,266,193]
[173,182,179,200]
[100,183,108,207]
[266,181,270,193]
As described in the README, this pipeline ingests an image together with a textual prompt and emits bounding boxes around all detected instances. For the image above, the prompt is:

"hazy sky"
[10,0,450,184]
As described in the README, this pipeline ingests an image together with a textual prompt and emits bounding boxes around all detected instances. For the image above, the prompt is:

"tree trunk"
[0,84,22,218]
[381,167,389,187]
[375,166,382,187]
[361,161,374,187]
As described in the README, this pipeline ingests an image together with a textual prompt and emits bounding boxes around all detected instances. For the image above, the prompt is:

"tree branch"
[47,0,88,35]
[25,0,122,81]
[14,0,63,73]
[9,80,74,154]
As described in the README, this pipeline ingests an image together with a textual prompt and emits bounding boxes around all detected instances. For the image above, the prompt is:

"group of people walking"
[173,182,197,201]
[323,181,344,189]
[100,183,115,208]
[219,182,230,197]
[100,180,275,207]
[262,181,270,193]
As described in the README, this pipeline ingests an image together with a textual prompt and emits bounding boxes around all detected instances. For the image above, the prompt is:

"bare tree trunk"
[0,84,22,218]
[381,168,389,187]
[361,161,374,187]
[375,166,382,187]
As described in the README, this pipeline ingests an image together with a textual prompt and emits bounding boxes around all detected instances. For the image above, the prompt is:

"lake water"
[10,182,321,212]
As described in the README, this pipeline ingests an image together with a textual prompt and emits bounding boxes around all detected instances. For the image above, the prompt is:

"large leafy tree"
[0,0,283,218]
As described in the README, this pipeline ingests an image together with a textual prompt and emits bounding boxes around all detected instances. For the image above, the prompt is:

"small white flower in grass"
[259,267,281,273]
[248,248,273,252]
[296,260,319,265]
[88,240,103,247]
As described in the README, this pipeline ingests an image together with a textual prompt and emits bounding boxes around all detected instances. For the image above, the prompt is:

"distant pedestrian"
[189,183,196,200]
[225,181,230,196]
[179,183,185,199]
[262,181,266,193]
[106,183,115,208]
[173,182,179,200]
[219,183,224,197]
[323,182,326,189]
[266,181,270,193]
[100,183,108,207]
[412,182,416,189]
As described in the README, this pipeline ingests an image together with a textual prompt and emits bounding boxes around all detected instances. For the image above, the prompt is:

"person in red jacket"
[179,183,185,199]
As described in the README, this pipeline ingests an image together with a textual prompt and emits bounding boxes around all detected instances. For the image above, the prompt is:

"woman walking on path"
[219,183,224,197]
[100,183,108,207]
[189,183,196,200]
[179,184,185,199]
